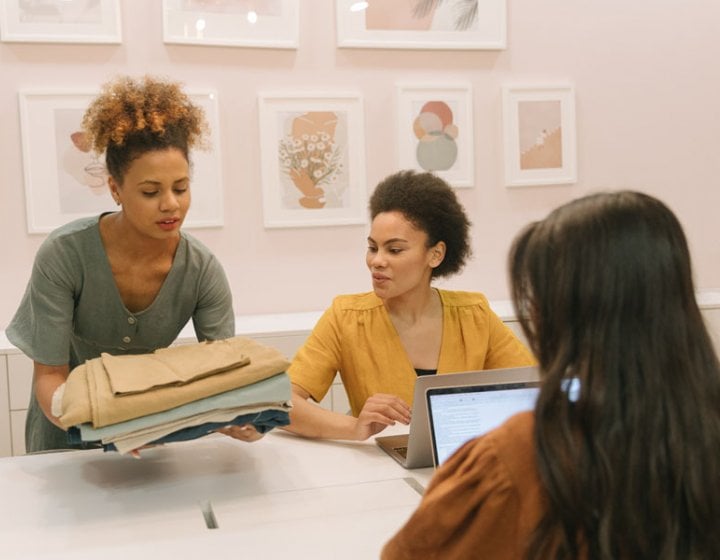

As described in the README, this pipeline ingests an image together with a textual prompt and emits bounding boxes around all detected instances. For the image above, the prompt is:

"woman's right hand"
[284,385,411,441]
[352,393,412,441]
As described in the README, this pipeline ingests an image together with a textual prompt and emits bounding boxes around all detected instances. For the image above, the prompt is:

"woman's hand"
[127,425,264,458]
[216,424,265,443]
[284,385,411,441]
[352,393,412,441]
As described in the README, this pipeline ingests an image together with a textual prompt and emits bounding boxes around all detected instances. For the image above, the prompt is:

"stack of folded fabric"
[55,336,292,454]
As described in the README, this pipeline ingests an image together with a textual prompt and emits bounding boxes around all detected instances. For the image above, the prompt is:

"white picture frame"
[258,92,367,228]
[18,89,224,234]
[396,82,474,187]
[0,0,121,44]
[162,0,299,49]
[335,0,506,50]
[502,84,577,187]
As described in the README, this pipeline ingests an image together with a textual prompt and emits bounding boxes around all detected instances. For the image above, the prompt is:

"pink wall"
[1,0,719,328]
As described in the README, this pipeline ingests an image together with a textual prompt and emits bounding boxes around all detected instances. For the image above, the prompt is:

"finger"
[364,402,411,424]
[217,425,264,442]
[358,410,401,428]
[367,394,412,415]
[240,425,265,441]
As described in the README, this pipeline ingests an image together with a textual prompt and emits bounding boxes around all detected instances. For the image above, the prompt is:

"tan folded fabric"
[60,337,290,428]
[102,338,251,395]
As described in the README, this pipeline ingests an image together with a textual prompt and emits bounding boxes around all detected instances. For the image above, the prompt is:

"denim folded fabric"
[68,409,290,453]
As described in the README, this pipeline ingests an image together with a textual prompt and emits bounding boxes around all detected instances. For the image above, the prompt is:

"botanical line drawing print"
[69,131,107,188]
[412,100,459,172]
[55,108,111,214]
[365,0,478,31]
[278,111,347,209]
[517,100,562,170]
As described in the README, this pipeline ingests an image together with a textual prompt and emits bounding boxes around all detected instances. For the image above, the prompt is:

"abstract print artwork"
[336,0,506,49]
[365,0,482,31]
[502,85,577,187]
[517,100,562,170]
[397,84,474,187]
[258,93,367,228]
[413,101,458,172]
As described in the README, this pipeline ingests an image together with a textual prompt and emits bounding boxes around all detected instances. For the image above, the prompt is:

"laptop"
[375,365,538,469]
[426,379,541,468]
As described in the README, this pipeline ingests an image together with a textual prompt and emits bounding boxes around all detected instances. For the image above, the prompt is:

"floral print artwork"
[278,111,347,209]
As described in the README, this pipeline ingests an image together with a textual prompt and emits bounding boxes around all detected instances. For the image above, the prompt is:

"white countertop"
[0,425,432,559]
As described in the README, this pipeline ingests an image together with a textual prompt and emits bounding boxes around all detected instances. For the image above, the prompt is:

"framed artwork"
[162,0,298,48]
[18,89,224,234]
[0,0,121,44]
[258,92,367,228]
[335,0,506,50]
[502,84,577,187]
[396,83,474,187]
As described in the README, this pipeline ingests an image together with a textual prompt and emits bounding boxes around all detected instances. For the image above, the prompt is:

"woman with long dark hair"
[383,190,720,559]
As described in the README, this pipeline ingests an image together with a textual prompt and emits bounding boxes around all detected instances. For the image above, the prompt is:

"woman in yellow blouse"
[284,170,534,441]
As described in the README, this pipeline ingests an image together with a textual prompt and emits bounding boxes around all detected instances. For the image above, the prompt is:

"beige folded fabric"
[108,404,290,454]
[102,338,251,395]
[60,336,290,429]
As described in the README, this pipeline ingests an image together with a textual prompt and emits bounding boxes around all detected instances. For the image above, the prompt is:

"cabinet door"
[7,353,33,411]
[0,357,11,457]
[7,353,33,456]
[702,308,720,354]
[10,410,26,456]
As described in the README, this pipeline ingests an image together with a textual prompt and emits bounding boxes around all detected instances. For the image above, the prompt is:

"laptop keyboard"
[393,446,408,458]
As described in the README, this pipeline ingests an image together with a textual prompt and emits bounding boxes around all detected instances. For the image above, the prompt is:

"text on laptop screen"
[427,383,540,466]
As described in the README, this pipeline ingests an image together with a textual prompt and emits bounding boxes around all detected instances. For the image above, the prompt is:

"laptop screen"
[426,381,540,466]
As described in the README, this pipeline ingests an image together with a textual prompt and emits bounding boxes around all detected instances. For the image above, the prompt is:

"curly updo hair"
[369,170,472,279]
[81,75,208,183]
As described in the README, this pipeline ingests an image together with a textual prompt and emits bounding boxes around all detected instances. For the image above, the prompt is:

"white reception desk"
[0,426,433,560]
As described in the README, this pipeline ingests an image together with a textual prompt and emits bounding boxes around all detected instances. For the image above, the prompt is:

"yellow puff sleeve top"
[288,290,535,416]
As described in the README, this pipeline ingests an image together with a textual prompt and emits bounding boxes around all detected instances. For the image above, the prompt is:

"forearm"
[283,392,360,440]
[33,362,69,429]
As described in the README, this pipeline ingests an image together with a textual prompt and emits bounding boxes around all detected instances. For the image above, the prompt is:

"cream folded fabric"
[108,404,290,454]
[60,336,290,428]
[102,338,251,395]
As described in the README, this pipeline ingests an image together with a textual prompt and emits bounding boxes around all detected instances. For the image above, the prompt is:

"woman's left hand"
[216,424,265,443]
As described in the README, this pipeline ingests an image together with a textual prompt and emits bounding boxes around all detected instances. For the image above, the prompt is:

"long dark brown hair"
[509,191,720,559]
